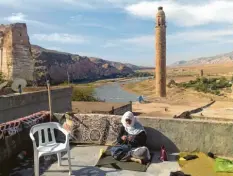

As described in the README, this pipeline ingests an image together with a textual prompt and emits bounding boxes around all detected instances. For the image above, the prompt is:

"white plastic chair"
[29,122,72,176]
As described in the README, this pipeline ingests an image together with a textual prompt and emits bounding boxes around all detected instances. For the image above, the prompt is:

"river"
[94,77,151,103]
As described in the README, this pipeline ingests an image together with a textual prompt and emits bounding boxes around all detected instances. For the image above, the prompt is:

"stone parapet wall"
[57,113,233,157]
[0,111,50,165]
[0,87,72,123]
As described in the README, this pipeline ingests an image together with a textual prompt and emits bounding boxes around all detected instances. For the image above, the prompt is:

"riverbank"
[121,78,233,119]
[71,76,151,88]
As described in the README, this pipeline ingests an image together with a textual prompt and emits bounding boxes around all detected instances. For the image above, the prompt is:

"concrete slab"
[43,145,180,176]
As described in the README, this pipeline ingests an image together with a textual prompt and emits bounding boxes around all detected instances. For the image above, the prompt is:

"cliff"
[32,45,134,85]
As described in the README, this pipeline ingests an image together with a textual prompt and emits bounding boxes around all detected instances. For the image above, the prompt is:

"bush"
[177,76,231,96]
[72,86,99,102]
[128,71,153,78]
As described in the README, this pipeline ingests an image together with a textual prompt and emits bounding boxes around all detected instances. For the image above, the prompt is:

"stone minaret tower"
[155,6,167,97]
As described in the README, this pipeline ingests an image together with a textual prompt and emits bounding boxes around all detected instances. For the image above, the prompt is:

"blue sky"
[1,0,233,66]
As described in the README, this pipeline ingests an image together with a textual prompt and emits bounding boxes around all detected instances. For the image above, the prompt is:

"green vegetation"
[72,86,100,102]
[128,71,153,78]
[177,77,232,95]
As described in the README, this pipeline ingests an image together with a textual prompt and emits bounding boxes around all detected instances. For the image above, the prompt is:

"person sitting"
[117,111,147,148]
[111,111,150,164]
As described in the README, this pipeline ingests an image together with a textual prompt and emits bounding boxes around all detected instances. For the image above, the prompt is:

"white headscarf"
[121,111,145,135]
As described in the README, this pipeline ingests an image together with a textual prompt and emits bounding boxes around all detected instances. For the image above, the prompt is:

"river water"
[94,77,150,103]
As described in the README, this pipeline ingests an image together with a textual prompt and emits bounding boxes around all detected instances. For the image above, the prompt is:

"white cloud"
[3,13,61,30]
[103,28,233,48]
[68,15,115,30]
[4,12,45,26]
[125,0,233,27]
[4,12,26,22]
[0,0,148,11]
[32,33,88,44]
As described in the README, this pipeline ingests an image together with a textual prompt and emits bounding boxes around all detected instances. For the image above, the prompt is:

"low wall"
[112,101,132,115]
[0,111,50,165]
[0,87,72,123]
[138,117,233,156]
[57,114,233,157]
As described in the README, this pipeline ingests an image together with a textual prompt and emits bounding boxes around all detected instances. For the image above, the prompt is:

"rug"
[178,152,233,176]
[95,147,152,172]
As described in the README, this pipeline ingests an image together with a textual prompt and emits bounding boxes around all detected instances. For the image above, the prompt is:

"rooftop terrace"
[43,145,180,176]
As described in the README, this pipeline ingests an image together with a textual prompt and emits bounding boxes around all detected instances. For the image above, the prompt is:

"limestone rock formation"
[32,45,134,85]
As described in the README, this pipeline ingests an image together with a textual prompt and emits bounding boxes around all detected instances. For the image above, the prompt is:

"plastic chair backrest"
[30,122,60,147]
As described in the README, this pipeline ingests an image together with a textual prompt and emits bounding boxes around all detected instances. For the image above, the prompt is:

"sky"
[1,0,233,66]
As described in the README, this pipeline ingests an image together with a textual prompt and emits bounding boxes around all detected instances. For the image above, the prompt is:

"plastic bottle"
[160,146,168,161]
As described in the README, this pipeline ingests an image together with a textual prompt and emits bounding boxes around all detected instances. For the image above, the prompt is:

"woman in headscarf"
[117,111,147,147]
[112,111,150,164]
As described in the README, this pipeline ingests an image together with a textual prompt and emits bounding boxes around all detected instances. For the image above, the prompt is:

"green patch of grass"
[127,71,153,78]
[177,76,232,96]
[72,86,100,102]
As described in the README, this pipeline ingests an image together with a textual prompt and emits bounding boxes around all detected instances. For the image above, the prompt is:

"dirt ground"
[123,64,233,120]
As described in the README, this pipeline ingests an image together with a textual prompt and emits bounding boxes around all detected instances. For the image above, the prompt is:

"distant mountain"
[171,51,233,66]
[89,58,153,71]
[31,45,134,85]
[124,63,154,70]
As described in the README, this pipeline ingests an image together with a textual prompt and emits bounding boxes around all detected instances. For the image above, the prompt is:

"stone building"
[0,23,34,81]
[155,7,167,97]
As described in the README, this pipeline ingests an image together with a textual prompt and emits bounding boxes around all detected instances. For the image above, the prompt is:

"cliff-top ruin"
[0,23,34,81]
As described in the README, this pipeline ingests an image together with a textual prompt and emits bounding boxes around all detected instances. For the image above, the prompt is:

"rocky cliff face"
[32,45,134,85]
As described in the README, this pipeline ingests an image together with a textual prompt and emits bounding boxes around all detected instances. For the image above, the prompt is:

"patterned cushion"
[105,116,122,146]
[67,114,109,145]
[60,113,123,145]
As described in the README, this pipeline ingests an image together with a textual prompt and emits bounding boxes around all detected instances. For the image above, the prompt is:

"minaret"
[155,6,167,97]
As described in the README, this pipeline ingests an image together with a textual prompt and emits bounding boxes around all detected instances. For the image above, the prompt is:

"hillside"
[171,51,233,66]
[31,45,134,85]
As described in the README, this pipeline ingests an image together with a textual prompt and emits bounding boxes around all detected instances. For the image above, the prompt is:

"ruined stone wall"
[1,27,13,79]
[0,32,3,72]
[0,23,34,81]
[11,23,34,81]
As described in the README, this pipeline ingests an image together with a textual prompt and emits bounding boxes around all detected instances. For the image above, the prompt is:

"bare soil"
[123,64,233,119]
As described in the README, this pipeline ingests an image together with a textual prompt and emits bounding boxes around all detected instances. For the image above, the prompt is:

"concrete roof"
[43,145,180,176]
